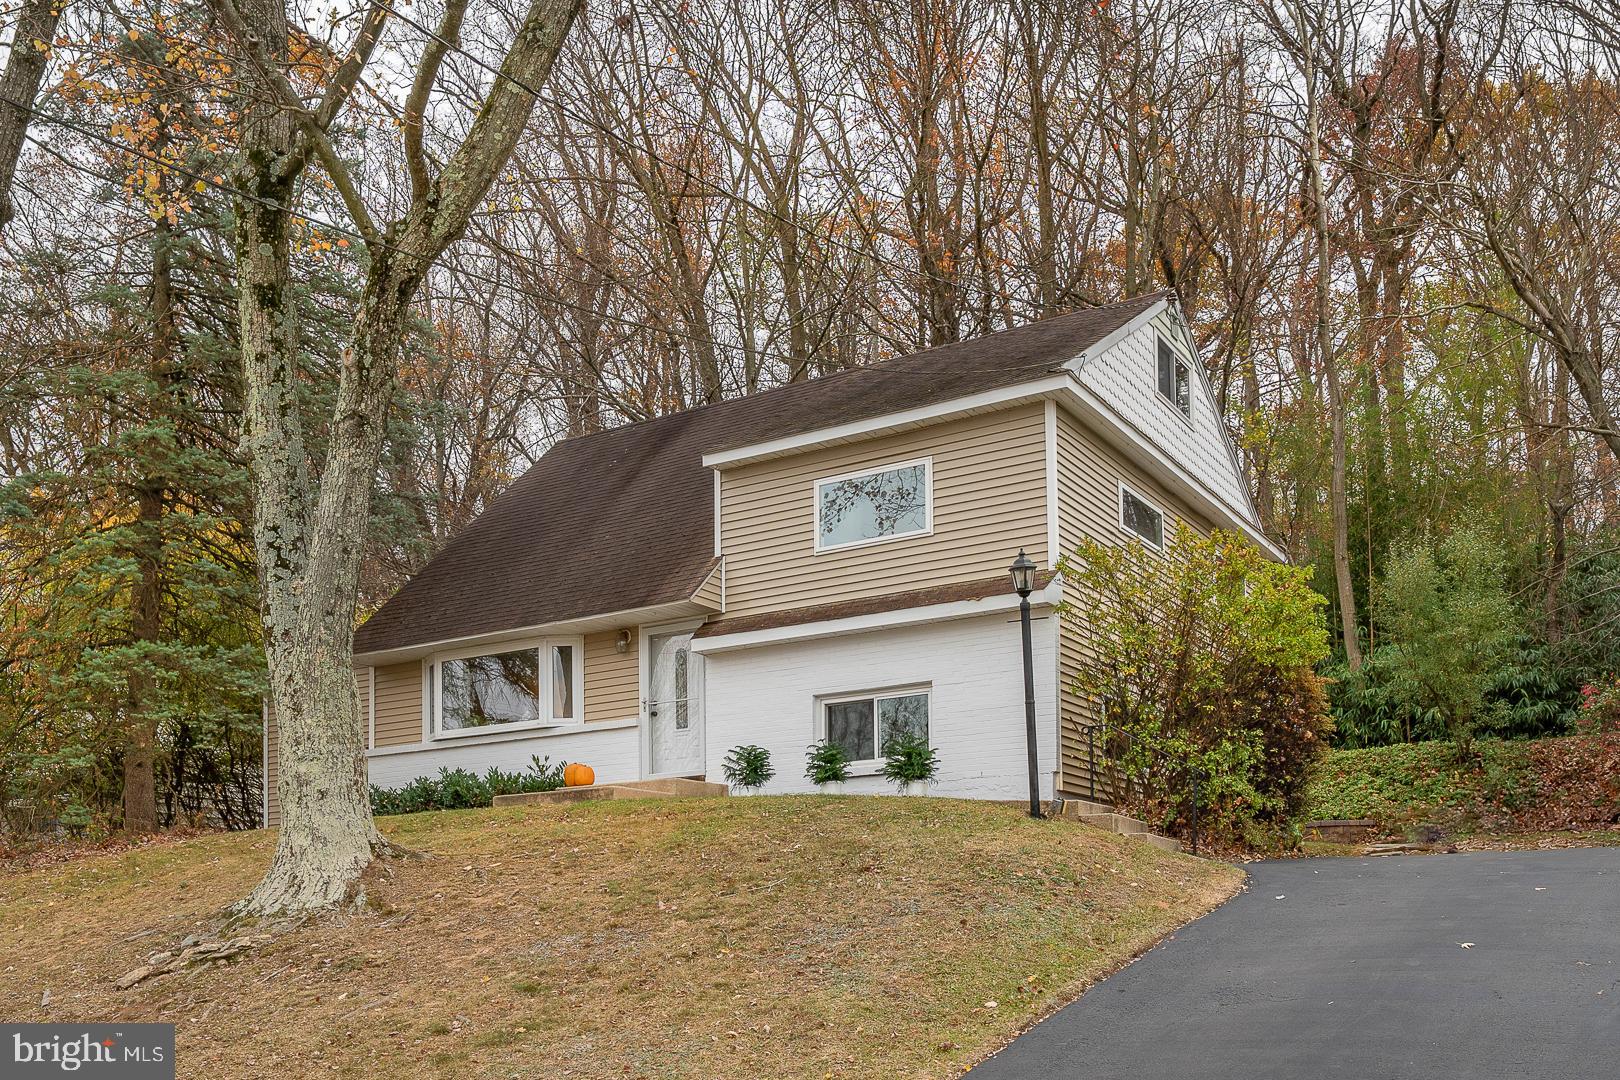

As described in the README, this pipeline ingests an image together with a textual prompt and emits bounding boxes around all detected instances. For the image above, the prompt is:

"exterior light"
[615,629,632,654]
[1008,549,1037,598]
[1010,549,1043,818]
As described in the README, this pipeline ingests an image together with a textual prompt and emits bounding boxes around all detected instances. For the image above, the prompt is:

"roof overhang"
[700,375,1075,470]
[691,575,1063,654]
[354,598,714,667]
[1053,382,1286,561]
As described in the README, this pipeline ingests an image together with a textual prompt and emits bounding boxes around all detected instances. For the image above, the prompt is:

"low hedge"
[370,756,567,816]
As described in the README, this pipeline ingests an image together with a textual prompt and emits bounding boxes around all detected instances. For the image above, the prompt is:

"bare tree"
[211,0,583,914]
[0,0,67,230]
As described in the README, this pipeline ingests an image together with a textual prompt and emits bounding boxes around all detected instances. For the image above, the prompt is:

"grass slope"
[2,797,1239,1079]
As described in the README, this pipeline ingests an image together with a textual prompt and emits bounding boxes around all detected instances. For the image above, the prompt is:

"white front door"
[646,630,704,777]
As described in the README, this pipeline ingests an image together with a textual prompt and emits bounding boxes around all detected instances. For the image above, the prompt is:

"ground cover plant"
[1304,734,1620,834]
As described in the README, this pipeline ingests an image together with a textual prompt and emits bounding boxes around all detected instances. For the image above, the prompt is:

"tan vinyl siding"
[1053,408,1212,799]
[719,404,1050,619]
[372,661,425,748]
[583,630,639,722]
[691,561,723,610]
[263,703,278,827]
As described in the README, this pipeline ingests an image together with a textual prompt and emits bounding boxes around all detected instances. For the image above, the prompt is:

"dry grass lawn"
[1,796,1241,1078]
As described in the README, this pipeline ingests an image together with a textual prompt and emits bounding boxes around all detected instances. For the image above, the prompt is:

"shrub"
[1061,525,1333,846]
[1577,677,1620,735]
[722,744,775,791]
[880,733,939,788]
[369,756,566,816]
[804,741,851,785]
[1374,528,1516,756]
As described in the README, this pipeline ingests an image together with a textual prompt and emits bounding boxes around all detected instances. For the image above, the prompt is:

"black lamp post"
[1009,549,1043,819]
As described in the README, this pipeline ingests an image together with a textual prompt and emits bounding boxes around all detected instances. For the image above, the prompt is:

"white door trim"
[639,618,709,779]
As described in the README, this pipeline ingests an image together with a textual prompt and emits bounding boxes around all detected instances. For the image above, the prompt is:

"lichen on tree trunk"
[216,0,583,916]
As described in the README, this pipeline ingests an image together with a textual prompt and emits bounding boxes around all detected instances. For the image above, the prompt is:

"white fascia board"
[354,599,712,667]
[1065,298,1170,374]
[700,375,1074,469]
[1162,301,1265,525]
[1056,382,1286,560]
[690,576,1063,655]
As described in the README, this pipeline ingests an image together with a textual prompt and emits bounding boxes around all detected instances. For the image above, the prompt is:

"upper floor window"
[427,638,583,738]
[1157,337,1192,419]
[1119,483,1165,549]
[815,458,932,552]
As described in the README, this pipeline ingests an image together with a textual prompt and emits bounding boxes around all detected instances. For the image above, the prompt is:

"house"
[261,291,1278,824]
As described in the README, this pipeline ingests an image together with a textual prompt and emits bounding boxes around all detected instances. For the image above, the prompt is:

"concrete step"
[1077,812,1150,835]
[493,778,728,807]
[1054,797,1113,819]
[1139,832,1183,854]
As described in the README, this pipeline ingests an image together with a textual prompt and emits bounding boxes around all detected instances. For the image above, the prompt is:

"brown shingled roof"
[353,293,1165,655]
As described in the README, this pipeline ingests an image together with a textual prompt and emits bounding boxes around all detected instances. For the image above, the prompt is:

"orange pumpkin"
[564,763,595,787]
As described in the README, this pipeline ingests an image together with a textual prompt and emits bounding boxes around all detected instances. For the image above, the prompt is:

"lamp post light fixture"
[1009,549,1043,819]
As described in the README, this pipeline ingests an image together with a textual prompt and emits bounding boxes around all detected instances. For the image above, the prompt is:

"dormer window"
[815,458,933,552]
[1157,337,1192,419]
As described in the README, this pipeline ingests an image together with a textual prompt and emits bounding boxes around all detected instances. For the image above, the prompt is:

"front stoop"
[493,777,728,807]
[1053,798,1183,853]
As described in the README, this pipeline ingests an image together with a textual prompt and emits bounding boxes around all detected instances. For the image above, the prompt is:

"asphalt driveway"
[970,847,1620,1079]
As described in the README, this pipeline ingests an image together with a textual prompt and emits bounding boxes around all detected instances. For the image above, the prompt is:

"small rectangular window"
[822,689,931,762]
[815,459,932,551]
[1119,484,1165,549]
[1156,338,1192,419]
[551,643,576,721]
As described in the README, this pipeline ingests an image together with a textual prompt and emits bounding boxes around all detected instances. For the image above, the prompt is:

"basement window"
[1156,337,1192,419]
[427,638,584,738]
[821,687,931,764]
[1119,483,1165,550]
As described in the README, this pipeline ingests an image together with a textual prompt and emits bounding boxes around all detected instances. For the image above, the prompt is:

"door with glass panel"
[646,631,703,776]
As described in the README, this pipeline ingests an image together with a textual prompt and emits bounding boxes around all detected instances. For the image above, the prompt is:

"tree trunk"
[1304,47,1363,670]
[122,217,177,833]
[0,0,65,230]
[220,0,583,915]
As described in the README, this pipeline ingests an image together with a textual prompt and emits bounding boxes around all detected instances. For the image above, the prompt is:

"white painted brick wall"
[703,612,1058,800]
[365,723,640,791]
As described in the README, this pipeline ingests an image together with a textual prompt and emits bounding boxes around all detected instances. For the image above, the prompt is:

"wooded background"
[3,0,1618,834]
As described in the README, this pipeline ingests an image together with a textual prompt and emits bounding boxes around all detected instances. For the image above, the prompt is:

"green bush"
[880,733,940,788]
[722,744,775,791]
[1374,529,1516,755]
[1303,741,1534,826]
[804,741,851,785]
[369,756,566,816]
[1061,525,1333,846]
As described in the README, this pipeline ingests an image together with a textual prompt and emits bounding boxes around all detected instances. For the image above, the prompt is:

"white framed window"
[1156,336,1192,420]
[814,457,933,552]
[1119,482,1165,550]
[425,637,584,739]
[819,686,931,764]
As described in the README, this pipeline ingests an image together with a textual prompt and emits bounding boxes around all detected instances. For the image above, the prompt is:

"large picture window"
[428,638,583,738]
[822,688,931,763]
[815,458,932,552]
